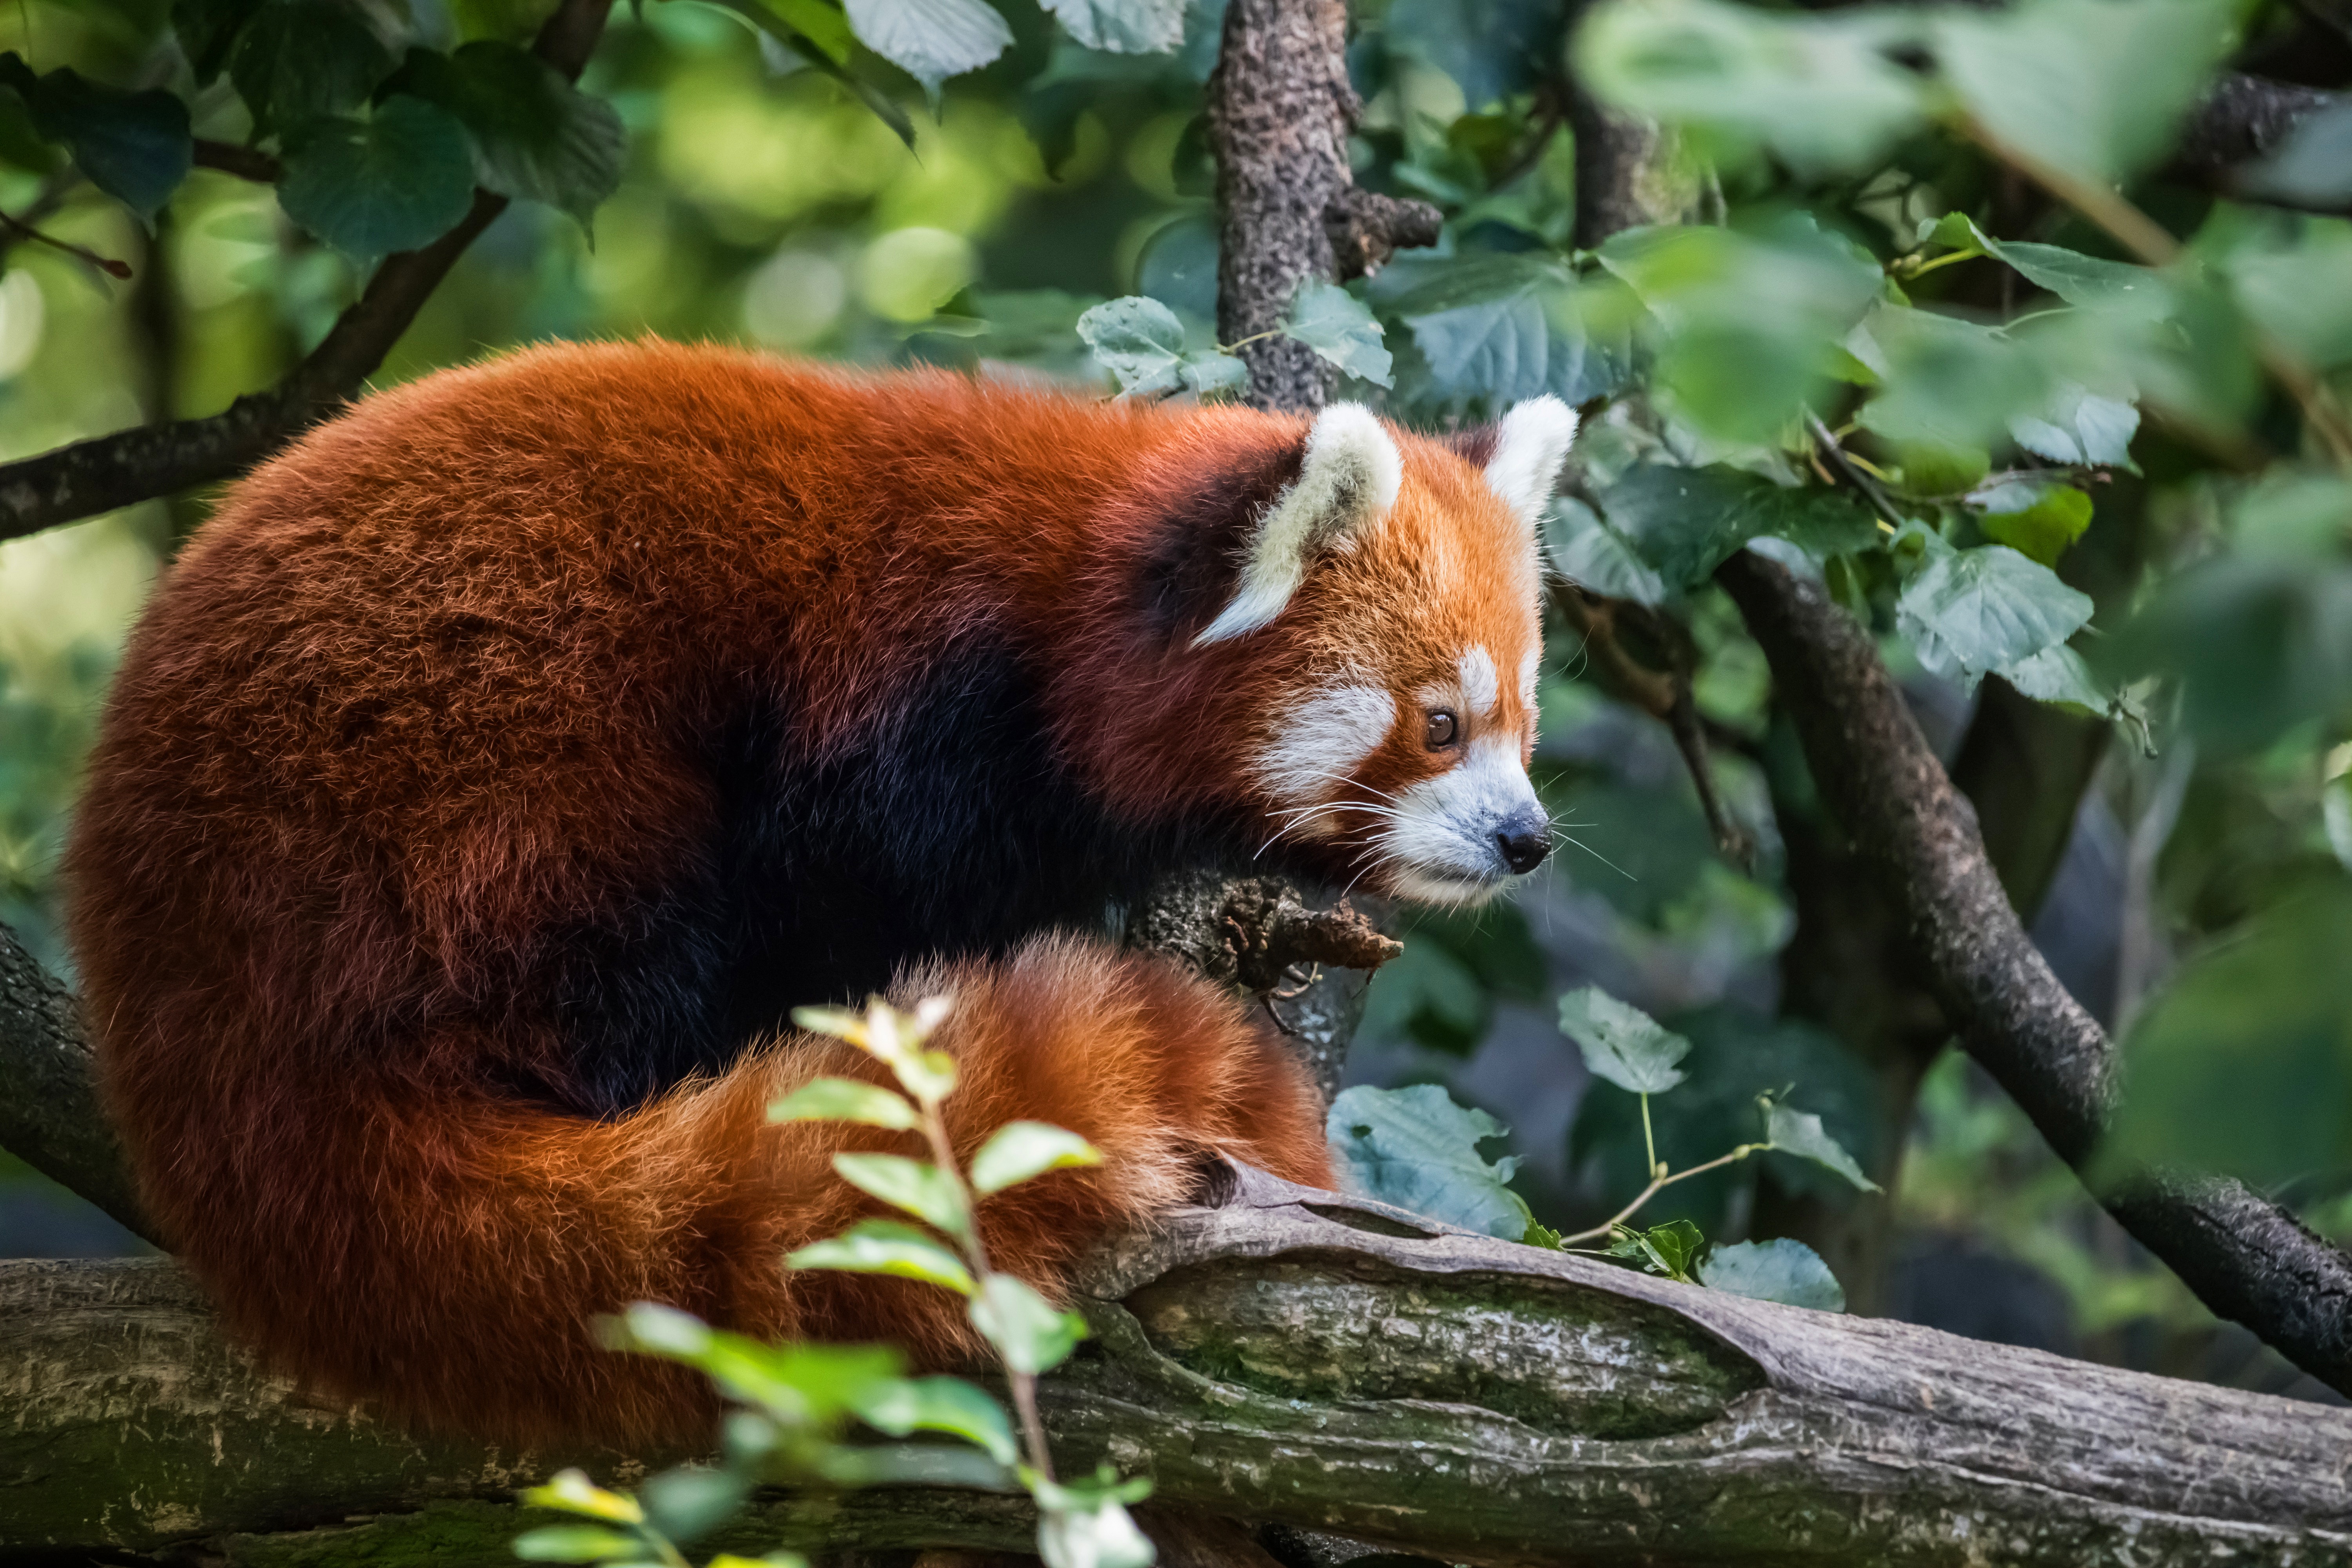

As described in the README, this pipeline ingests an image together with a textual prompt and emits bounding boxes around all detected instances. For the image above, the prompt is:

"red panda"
[65,339,1576,1446]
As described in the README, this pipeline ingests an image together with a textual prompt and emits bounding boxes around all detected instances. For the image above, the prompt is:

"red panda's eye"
[1425,710,1457,749]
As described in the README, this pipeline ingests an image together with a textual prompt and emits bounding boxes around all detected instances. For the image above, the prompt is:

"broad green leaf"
[230,0,400,133]
[512,1526,646,1562]
[769,1076,918,1130]
[1933,216,2159,310]
[1699,1237,1846,1310]
[788,1220,976,1292]
[1896,539,2094,690]
[1762,1099,1880,1192]
[2214,214,2352,372]
[1595,464,1877,589]
[1576,0,1927,176]
[842,0,1013,98]
[391,42,625,228]
[703,0,916,145]
[278,96,478,258]
[851,1373,1018,1464]
[1974,478,2092,567]
[1931,0,2235,185]
[2008,382,2139,466]
[1998,641,2110,714]
[833,1153,970,1236]
[1545,497,1666,606]
[2105,878,2352,1189]
[1557,986,1690,1095]
[710,1557,811,1568]
[0,55,191,221]
[1078,295,1188,397]
[1283,279,1392,388]
[969,1121,1102,1196]
[762,0,855,62]
[967,1273,1088,1374]
[641,1466,751,1546]
[1040,0,1183,54]
[1853,303,2049,454]
[1179,349,1248,398]
[174,0,257,85]
[1324,1083,1534,1240]
[1606,1217,1705,1281]
[521,1470,645,1525]
[1379,252,1634,409]
[609,1302,710,1361]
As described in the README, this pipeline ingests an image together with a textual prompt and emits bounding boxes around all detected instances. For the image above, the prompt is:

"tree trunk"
[7,1166,2348,1567]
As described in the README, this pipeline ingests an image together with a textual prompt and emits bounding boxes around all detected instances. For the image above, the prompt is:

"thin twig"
[1805,413,1906,531]
[191,139,285,184]
[0,207,130,278]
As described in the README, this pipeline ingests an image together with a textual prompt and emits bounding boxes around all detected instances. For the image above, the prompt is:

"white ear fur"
[1194,403,1403,646]
[1483,396,1579,527]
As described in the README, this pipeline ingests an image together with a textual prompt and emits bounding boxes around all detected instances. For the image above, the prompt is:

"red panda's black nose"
[1497,825,1550,875]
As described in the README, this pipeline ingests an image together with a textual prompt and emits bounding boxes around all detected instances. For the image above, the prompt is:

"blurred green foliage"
[4,0,2351,1399]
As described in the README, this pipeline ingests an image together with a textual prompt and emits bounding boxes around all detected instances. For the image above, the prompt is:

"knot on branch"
[1128,869,1400,994]
[1323,189,1443,281]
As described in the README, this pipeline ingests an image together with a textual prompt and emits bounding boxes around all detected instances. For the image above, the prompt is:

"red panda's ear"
[1482,396,1579,527]
[1194,404,1401,646]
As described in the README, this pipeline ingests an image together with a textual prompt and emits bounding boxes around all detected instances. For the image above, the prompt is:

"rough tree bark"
[9,1168,2350,1566]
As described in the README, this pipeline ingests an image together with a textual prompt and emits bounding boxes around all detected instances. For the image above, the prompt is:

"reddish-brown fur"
[67,340,1528,1446]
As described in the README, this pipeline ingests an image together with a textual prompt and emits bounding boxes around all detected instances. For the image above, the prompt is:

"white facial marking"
[1377,736,1546,906]
[1196,404,1404,646]
[1458,647,1499,717]
[1255,684,1396,824]
[1518,646,1539,709]
[1484,396,1580,528]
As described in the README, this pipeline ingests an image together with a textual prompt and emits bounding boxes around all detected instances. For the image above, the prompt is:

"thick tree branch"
[0,0,614,544]
[2169,73,2346,211]
[190,139,285,185]
[8,1169,2350,1564]
[1715,548,2352,1395]
[0,924,154,1245]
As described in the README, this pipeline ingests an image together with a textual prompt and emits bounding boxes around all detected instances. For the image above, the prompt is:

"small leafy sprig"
[515,996,1155,1568]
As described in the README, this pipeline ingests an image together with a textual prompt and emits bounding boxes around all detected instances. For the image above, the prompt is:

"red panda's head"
[1194,398,1577,907]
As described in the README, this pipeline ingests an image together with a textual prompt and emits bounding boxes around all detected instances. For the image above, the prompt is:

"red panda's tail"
[99,936,1333,1447]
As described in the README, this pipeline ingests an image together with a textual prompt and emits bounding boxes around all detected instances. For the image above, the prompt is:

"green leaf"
[520,1470,645,1525]
[1974,479,2092,568]
[1853,302,2051,454]
[512,1526,646,1562]
[1557,986,1690,1095]
[769,1076,919,1130]
[390,42,625,228]
[1575,0,1927,176]
[833,1153,970,1236]
[1606,1217,1704,1282]
[969,1121,1102,1196]
[1997,641,2111,715]
[788,1219,976,1292]
[1283,278,1392,388]
[2215,213,2352,373]
[842,0,1013,98]
[174,0,260,87]
[1544,497,1666,607]
[1034,1487,1156,1568]
[0,55,191,221]
[702,0,916,146]
[1040,0,1183,54]
[230,0,400,134]
[1324,1083,1534,1240]
[1380,252,1633,409]
[967,1273,1088,1374]
[1179,348,1248,398]
[1699,1237,1846,1310]
[2008,382,2140,466]
[1762,1098,1880,1192]
[277,95,479,258]
[641,1466,751,1546]
[1595,464,1877,590]
[1077,295,1188,397]
[850,1374,1018,1464]
[1930,0,2236,185]
[761,0,855,63]
[1388,0,1560,111]
[1895,539,2094,690]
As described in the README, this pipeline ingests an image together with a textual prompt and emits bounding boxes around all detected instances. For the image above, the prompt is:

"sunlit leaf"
[851,1373,1018,1464]
[833,1152,970,1236]
[1606,1217,1705,1281]
[1762,1098,1880,1192]
[1040,0,1183,54]
[769,1076,918,1130]
[1077,295,1189,397]
[1997,641,2111,715]
[967,1273,1088,1374]
[970,1121,1102,1196]
[641,1466,750,1546]
[521,1470,644,1526]
[1974,478,2092,567]
[1283,279,1393,388]
[1035,1489,1157,1568]
[512,1526,645,1562]
[1558,985,1690,1095]
[843,0,1013,98]
[1324,1083,1534,1239]
[1699,1237,1847,1310]
[788,1219,976,1292]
